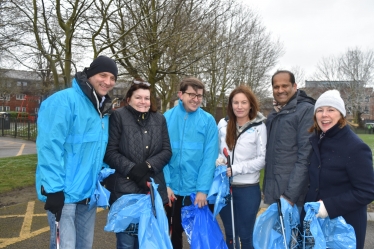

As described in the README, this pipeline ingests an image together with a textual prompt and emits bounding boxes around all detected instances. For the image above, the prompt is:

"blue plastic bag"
[207,165,229,219]
[253,198,300,249]
[302,202,356,249]
[89,167,115,210]
[181,193,228,249]
[104,179,172,249]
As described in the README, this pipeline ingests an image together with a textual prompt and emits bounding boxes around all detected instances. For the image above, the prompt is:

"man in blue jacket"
[35,56,117,249]
[164,77,218,249]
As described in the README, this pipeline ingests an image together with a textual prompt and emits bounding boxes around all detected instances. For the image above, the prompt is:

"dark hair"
[271,70,295,86]
[179,77,205,94]
[308,114,348,133]
[125,81,157,112]
[226,85,260,150]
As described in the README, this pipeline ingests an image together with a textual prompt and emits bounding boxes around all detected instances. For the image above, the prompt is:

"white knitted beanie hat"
[314,89,346,117]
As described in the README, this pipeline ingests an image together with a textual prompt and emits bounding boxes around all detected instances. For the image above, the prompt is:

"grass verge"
[0,154,37,194]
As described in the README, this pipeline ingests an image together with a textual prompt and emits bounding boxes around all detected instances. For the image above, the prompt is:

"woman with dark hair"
[304,89,374,249]
[216,85,267,249]
[104,79,172,249]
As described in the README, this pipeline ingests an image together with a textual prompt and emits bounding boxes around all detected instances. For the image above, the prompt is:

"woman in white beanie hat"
[303,89,374,249]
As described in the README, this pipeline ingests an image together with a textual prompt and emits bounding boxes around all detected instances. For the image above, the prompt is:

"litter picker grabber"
[168,197,176,239]
[223,148,236,249]
[55,213,60,249]
[277,199,288,249]
[147,182,156,218]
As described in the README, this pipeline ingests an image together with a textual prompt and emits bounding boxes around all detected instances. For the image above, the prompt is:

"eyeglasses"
[183,92,204,100]
[133,80,151,86]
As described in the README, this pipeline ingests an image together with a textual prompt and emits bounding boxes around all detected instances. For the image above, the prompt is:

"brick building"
[0,69,42,114]
[303,81,374,123]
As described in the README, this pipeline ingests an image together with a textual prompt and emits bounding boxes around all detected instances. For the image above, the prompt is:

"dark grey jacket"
[104,106,172,204]
[264,90,315,206]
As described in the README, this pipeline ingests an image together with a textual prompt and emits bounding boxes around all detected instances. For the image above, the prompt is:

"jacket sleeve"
[196,116,219,194]
[162,111,172,187]
[324,142,374,218]
[37,96,71,193]
[233,124,267,175]
[283,105,314,203]
[145,115,172,174]
[104,111,135,177]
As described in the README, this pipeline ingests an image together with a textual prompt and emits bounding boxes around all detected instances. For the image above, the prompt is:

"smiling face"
[272,72,297,106]
[127,88,151,112]
[315,106,342,132]
[232,93,251,125]
[178,86,203,113]
[88,72,116,97]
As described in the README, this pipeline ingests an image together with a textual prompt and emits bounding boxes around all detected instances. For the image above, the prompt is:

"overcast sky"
[243,0,374,82]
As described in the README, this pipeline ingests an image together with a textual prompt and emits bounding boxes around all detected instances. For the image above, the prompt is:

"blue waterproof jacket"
[36,73,111,203]
[163,100,218,196]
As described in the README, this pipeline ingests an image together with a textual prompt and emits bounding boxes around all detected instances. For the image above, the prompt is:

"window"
[16,94,26,100]
[7,82,11,87]
[23,82,27,86]
[0,106,10,111]
[364,106,369,114]
[0,94,10,101]
[15,107,26,112]
[17,81,21,86]
[35,108,39,113]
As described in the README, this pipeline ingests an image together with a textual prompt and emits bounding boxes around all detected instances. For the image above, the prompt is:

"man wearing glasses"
[163,77,218,249]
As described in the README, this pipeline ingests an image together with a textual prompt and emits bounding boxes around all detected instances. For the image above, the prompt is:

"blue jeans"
[47,203,96,249]
[116,232,139,249]
[220,184,261,249]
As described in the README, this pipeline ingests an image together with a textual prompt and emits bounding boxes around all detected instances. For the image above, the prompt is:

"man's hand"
[44,191,65,221]
[167,187,176,207]
[316,200,328,218]
[194,192,207,208]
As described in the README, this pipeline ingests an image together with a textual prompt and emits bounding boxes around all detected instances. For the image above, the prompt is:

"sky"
[243,0,374,81]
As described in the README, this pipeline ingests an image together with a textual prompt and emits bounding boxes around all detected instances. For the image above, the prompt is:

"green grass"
[0,154,37,194]
[358,134,374,158]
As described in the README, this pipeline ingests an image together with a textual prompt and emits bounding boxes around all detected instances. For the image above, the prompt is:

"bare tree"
[102,0,233,111]
[2,0,119,91]
[198,3,283,115]
[312,47,374,124]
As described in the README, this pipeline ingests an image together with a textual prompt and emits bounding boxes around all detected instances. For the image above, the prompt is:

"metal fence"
[0,116,37,141]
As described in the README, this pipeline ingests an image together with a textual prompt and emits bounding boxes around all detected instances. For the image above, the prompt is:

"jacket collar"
[74,71,113,116]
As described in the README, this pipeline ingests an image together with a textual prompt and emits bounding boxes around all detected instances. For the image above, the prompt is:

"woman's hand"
[227,167,232,177]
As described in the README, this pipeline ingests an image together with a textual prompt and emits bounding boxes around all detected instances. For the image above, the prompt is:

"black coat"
[305,124,374,249]
[104,106,172,204]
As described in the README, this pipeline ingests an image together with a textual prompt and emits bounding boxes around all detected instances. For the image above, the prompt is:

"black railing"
[0,116,37,141]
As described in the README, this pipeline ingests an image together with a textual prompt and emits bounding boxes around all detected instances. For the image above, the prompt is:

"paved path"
[0,137,36,158]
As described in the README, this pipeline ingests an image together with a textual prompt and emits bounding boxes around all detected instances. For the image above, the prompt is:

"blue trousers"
[219,184,261,249]
[47,203,96,249]
[116,232,139,249]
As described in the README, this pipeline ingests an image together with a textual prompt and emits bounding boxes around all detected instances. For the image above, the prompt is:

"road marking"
[16,144,25,156]
[19,201,34,237]
[0,201,105,248]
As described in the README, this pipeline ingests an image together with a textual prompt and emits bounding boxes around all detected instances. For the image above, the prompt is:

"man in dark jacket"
[263,70,315,209]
